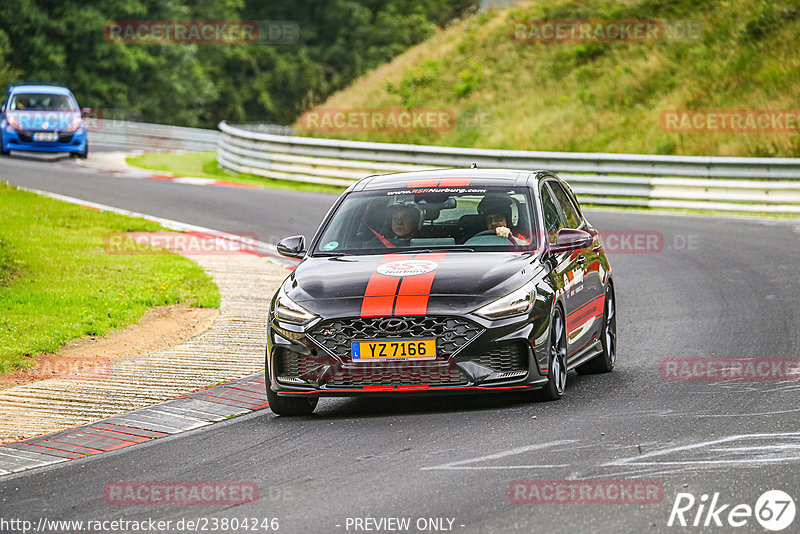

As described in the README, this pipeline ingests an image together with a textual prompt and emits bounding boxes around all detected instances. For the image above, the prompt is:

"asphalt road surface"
[1,152,799,533]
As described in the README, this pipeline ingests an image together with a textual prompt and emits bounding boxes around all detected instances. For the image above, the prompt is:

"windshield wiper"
[395,247,475,254]
[314,252,347,257]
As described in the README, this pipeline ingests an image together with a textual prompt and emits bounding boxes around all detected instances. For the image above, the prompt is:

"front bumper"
[2,128,87,153]
[266,313,551,397]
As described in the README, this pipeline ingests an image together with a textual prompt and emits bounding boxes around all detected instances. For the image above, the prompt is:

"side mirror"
[277,235,306,258]
[551,228,592,253]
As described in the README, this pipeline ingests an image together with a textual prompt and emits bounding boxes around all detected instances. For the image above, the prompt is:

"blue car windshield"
[313,187,538,255]
[10,93,77,111]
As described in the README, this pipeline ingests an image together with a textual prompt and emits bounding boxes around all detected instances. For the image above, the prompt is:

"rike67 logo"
[668,490,796,531]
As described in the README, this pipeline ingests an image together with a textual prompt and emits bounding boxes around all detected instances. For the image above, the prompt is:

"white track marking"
[603,432,800,467]
[421,440,576,471]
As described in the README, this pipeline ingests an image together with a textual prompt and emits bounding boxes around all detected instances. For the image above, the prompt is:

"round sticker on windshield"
[322,241,339,251]
[377,260,439,277]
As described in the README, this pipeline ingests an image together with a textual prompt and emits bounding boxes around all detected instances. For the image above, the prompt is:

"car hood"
[283,252,542,317]
[6,110,80,131]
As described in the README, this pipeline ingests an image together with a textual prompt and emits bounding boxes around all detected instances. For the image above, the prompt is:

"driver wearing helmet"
[364,204,422,248]
[477,195,531,246]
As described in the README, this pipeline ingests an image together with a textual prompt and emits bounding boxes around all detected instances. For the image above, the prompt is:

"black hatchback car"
[266,169,615,415]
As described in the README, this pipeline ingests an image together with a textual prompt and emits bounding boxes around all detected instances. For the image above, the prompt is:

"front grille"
[274,349,469,387]
[470,343,528,373]
[17,131,72,143]
[307,316,483,360]
[327,361,466,387]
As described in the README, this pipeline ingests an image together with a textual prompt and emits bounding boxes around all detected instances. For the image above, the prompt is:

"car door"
[545,180,602,357]
[540,182,585,357]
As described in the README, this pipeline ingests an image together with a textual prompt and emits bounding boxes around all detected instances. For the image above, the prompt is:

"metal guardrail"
[90,120,219,152]
[214,120,799,214]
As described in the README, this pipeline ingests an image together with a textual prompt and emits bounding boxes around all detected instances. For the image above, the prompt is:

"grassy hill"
[296,0,800,157]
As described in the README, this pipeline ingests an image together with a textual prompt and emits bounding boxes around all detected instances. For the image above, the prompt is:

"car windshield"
[10,93,77,111]
[313,186,537,255]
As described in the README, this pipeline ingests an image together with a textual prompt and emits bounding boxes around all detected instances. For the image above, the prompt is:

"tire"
[77,143,88,159]
[535,305,568,401]
[266,381,318,416]
[576,282,616,374]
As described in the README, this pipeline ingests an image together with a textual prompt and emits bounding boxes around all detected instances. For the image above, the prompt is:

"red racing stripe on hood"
[393,253,448,316]
[360,254,405,317]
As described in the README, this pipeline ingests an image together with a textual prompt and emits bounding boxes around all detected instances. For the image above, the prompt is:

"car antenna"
[470,162,477,169]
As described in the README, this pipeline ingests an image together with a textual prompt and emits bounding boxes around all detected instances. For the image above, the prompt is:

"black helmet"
[477,194,518,225]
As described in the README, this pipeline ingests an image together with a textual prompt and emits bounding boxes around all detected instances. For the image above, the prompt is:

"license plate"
[352,339,436,361]
[34,132,58,142]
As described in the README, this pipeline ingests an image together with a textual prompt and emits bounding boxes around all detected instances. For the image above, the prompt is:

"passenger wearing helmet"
[477,195,531,246]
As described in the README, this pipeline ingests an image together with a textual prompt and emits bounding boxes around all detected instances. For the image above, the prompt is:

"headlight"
[64,117,85,133]
[274,288,316,325]
[475,281,536,319]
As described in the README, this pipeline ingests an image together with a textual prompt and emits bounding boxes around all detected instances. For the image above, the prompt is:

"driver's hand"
[495,226,511,238]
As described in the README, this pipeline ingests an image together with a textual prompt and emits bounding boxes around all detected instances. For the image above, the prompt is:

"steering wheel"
[469,229,517,246]
[474,229,515,240]
[472,230,499,237]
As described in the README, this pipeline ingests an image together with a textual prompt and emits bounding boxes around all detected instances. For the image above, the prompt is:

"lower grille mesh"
[275,349,468,387]
[470,344,528,373]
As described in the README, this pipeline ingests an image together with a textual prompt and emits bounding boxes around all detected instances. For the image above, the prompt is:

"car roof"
[9,85,73,95]
[354,168,557,191]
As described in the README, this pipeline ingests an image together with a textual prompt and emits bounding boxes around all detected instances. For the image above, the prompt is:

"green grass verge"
[0,182,220,374]
[125,151,346,194]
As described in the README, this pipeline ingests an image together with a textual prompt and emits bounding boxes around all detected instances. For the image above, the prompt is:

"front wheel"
[266,383,318,416]
[576,282,616,374]
[535,306,567,401]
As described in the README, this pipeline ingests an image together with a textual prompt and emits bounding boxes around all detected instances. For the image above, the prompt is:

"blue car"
[1,85,88,158]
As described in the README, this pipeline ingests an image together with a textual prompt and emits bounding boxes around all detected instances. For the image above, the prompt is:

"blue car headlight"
[64,117,86,133]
